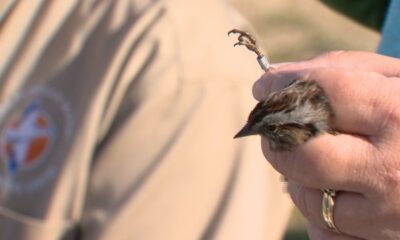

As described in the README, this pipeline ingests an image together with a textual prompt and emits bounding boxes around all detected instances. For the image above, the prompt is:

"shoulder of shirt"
[320,0,390,32]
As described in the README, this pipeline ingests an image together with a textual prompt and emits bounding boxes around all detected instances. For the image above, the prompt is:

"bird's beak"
[234,123,257,138]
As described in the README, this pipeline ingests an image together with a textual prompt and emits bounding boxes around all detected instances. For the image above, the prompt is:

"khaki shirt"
[0,0,291,239]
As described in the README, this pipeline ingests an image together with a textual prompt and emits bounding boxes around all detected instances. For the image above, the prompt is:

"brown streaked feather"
[248,85,298,123]
[238,80,335,151]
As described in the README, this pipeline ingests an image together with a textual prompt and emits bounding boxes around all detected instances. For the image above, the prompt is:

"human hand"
[253,51,400,240]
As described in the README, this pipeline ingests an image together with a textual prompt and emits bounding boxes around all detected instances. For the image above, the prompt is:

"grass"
[229,0,380,239]
[284,207,309,239]
[284,231,310,240]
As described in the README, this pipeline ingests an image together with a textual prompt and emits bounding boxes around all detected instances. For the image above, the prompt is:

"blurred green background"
[229,0,380,239]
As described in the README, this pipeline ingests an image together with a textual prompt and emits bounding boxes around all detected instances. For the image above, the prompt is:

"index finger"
[253,51,400,101]
[279,51,400,78]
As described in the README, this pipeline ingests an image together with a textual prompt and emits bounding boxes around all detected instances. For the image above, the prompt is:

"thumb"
[253,51,400,101]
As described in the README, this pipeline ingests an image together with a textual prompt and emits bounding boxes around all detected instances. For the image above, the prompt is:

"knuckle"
[368,78,400,132]
[316,50,348,65]
[367,147,400,197]
[383,102,400,130]
[378,158,400,195]
[371,112,400,195]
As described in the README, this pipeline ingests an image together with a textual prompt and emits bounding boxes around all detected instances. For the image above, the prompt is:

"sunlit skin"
[254,51,400,240]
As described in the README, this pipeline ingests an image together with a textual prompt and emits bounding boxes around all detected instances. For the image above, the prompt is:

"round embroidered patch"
[0,86,73,194]
[0,101,55,175]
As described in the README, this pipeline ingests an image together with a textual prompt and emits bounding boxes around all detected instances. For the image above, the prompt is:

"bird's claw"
[228,29,263,57]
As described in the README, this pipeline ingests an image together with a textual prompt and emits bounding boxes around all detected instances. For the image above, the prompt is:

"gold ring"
[322,189,340,232]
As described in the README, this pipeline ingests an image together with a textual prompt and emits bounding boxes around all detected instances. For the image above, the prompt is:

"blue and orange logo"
[0,102,55,175]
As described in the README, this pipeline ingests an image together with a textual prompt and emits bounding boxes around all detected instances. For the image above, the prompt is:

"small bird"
[229,30,339,227]
[234,80,334,151]
[229,29,335,151]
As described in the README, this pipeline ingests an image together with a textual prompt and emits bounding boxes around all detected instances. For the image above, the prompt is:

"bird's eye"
[265,125,276,131]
